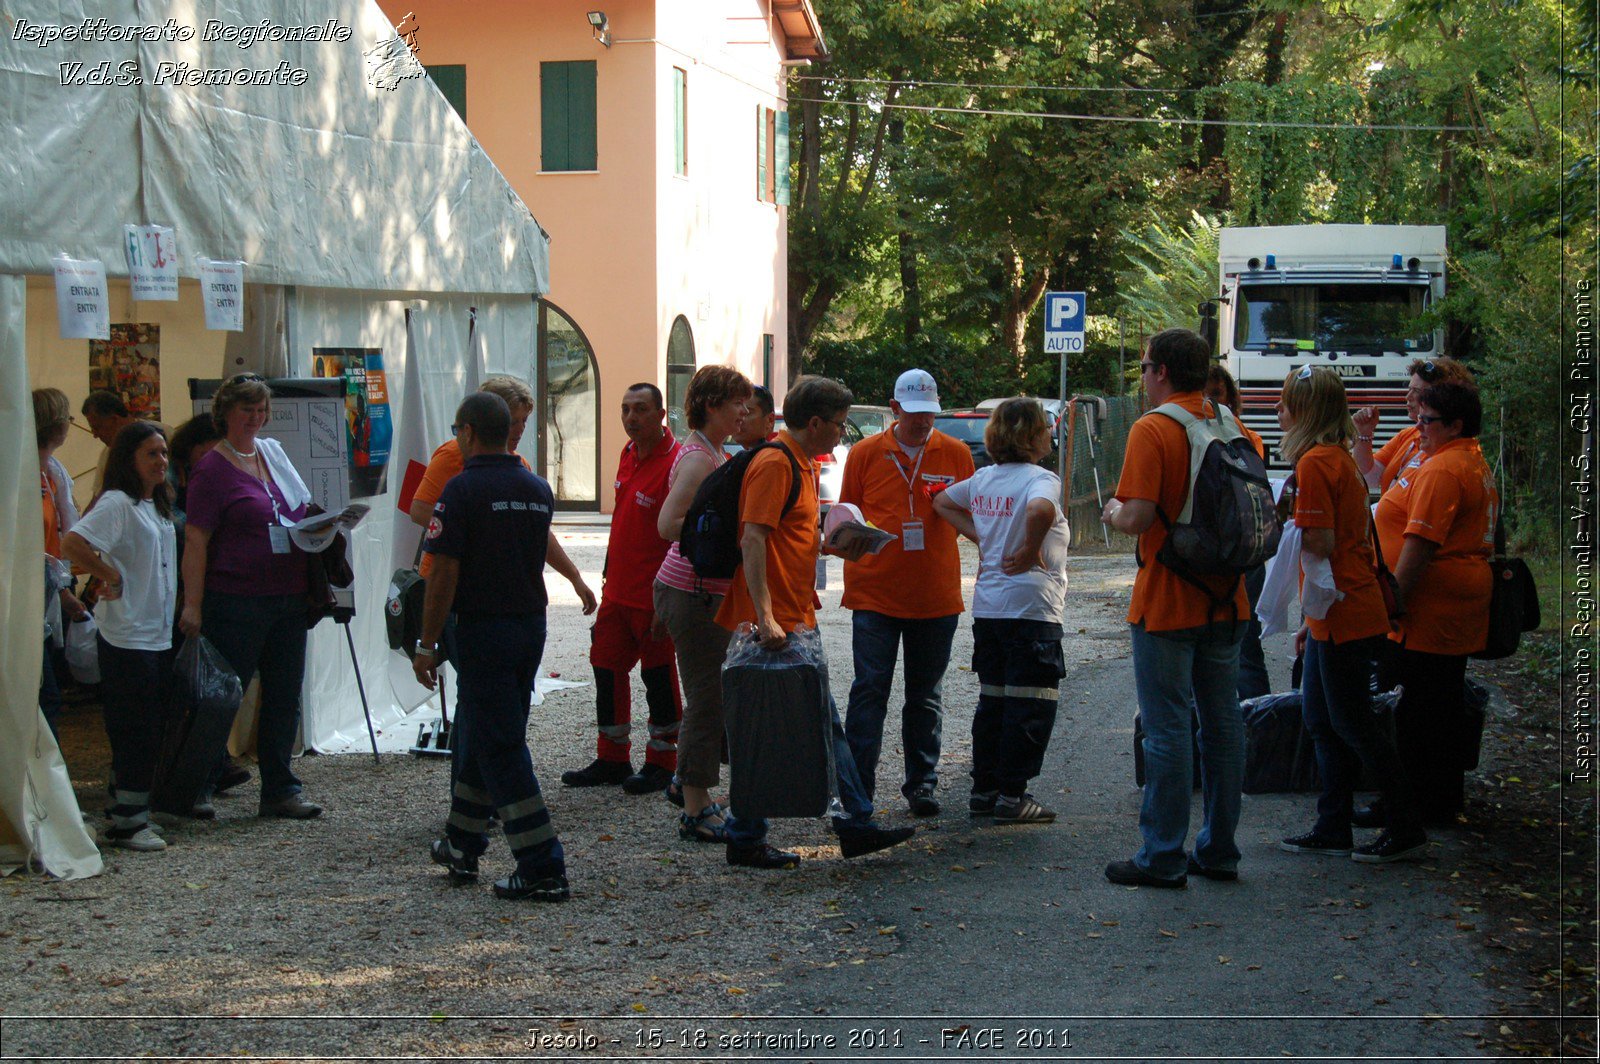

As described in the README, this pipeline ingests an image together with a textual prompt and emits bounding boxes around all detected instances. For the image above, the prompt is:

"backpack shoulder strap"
[1152,402,1198,429]
[777,442,804,518]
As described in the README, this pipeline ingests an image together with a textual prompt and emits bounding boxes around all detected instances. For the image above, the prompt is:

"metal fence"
[1056,395,1143,550]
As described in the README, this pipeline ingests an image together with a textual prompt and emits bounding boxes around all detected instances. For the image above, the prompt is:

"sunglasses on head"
[1416,360,1441,380]
[228,372,266,385]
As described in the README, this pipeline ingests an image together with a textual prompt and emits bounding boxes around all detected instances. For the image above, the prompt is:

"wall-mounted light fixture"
[586,11,611,47]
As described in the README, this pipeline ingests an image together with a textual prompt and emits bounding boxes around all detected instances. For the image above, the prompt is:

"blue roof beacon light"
[1265,254,1276,269]
[1392,254,1404,269]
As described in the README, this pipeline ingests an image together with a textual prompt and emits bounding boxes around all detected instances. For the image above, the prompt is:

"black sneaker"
[622,763,674,795]
[1104,859,1187,889]
[1279,830,1354,855]
[1186,856,1239,882]
[1351,803,1386,829]
[493,871,570,901]
[188,800,216,820]
[906,784,941,818]
[560,758,632,788]
[835,823,915,859]
[992,794,1056,824]
[969,790,998,816]
[430,838,479,882]
[727,842,801,869]
[1352,830,1428,864]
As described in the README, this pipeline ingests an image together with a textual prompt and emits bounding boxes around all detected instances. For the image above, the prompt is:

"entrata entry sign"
[1043,291,1085,354]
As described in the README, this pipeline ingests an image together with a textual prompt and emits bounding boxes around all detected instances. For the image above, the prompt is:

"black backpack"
[679,441,803,580]
[1148,401,1282,616]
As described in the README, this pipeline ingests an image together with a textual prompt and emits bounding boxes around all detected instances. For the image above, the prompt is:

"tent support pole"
[341,618,380,764]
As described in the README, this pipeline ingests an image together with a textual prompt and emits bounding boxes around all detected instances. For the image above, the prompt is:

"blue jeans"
[38,639,61,740]
[1301,635,1419,839]
[201,592,309,802]
[447,613,564,877]
[1130,621,1246,879]
[725,636,875,846]
[845,611,958,798]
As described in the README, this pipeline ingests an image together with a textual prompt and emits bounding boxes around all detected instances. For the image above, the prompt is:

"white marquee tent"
[1,0,553,878]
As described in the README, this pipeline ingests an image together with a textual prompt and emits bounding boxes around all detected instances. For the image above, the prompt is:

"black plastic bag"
[151,636,243,815]
[721,624,835,819]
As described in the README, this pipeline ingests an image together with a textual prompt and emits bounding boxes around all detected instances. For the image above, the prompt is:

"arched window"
[665,315,695,438]
[537,299,601,510]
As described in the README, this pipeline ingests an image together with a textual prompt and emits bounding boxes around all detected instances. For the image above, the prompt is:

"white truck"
[1208,224,1447,468]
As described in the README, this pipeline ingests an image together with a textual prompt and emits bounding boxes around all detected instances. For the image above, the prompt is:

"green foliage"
[1115,211,1224,335]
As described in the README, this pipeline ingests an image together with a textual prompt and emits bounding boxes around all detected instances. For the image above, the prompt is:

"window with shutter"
[425,65,466,121]
[673,67,688,176]
[541,60,597,172]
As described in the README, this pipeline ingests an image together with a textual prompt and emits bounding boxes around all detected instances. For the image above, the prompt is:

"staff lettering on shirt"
[970,493,1016,517]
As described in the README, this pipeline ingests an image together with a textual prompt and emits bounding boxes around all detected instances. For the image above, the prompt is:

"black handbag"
[1367,510,1403,624]
[386,535,427,655]
[1473,509,1540,660]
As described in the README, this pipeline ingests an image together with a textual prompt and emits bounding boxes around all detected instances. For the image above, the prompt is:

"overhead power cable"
[789,95,1474,133]
[797,73,1207,95]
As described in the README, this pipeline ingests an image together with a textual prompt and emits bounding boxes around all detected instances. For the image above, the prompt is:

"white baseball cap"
[893,368,942,414]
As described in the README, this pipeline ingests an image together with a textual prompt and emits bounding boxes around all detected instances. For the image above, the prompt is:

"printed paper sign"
[124,224,179,301]
[198,258,245,331]
[52,255,110,340]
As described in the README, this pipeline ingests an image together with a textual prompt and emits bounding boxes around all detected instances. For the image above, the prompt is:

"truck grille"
[1237,386,1411,470]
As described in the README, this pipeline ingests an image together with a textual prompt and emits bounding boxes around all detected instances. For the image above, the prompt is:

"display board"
[189,378,350,512]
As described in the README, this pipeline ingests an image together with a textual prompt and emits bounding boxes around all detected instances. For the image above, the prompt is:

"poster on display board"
[312,348,393,499]
[190,377,349,513]
[123,224,178,301]
[89,324,162,422]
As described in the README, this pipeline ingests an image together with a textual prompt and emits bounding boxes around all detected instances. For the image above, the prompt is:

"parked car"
[935,406,1060,470]
[933,408,995,468]
[848,405,893,438]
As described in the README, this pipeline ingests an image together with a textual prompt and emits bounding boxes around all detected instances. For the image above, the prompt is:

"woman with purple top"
[178,374,322,820]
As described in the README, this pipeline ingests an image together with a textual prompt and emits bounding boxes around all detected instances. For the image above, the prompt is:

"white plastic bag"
[1257,519,1301,637]
[64,613,101,685]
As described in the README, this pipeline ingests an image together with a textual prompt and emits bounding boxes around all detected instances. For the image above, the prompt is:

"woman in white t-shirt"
[934,398,1069,824]
[60,421,178,853]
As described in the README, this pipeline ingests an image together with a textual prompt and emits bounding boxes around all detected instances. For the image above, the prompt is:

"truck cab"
[1215,224,1446,468]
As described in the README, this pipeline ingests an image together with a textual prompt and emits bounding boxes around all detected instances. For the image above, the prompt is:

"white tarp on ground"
[1,0,551,879]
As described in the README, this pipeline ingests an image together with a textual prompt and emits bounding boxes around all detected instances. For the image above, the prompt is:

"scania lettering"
[1205,224,1446,469]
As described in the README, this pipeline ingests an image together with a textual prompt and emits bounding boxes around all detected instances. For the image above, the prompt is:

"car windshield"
[1234,283,1432,352]
[934,416,990,443]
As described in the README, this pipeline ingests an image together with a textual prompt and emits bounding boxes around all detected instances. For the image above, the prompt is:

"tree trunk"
[889,118,921,341]
[999,251,1050,381]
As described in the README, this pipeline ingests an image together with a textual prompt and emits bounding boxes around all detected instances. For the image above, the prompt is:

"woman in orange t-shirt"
[1373,379,1495,825]
[33,388,86,740]
[1353,357,1476,493]
[1276,369,1426,864]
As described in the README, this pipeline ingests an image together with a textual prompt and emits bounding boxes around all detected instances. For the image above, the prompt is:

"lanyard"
[887,443,927,516]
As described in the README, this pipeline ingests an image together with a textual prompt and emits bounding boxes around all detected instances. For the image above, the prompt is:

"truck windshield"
[1234,284,1432,352]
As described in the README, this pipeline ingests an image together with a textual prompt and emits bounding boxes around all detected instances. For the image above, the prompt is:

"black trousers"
[1378,644,1468,822]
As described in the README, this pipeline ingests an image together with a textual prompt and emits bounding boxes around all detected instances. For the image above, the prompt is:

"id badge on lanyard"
[890,447,927,551]
[264,479,293,554]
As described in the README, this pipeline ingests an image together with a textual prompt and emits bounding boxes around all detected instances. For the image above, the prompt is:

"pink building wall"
[377,0,805,510]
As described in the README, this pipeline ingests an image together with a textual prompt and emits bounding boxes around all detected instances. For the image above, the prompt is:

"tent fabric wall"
[0,0,549,296]
[289,289,538,754]
[0,275,102,879]
[1,1,551,877]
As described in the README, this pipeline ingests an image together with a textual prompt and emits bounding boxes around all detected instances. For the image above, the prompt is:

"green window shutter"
[542,61,597,171]
[673,68,687,175]
[425,64,466,121]
[568,61,597,170]
[755,105,768,200]
[774,108,790,206]
[541,62,569,171]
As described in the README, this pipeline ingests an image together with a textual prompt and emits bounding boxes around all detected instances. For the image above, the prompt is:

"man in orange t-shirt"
[1101,329,1250,888]
[715,376,915,870]
[839,369,975,817]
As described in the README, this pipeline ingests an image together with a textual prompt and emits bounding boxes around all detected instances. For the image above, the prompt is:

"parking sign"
[1044,291,1085,353]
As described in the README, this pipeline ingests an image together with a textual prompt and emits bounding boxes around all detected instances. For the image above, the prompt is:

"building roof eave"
[772,0,828,61]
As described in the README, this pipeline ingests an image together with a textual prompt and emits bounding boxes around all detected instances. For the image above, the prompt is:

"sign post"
[1043,291,1086,494]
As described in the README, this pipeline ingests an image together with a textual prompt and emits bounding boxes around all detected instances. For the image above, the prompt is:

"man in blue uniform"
[413,392,597,901]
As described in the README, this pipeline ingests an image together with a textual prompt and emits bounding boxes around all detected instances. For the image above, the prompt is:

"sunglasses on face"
[1417,413,1446,425]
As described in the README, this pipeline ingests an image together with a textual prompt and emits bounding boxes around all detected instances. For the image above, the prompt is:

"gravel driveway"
[2,529,1515,1059]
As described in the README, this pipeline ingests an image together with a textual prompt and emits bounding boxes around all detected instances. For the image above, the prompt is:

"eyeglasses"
[1296,365,1315,381]
[1416,360,1441,380]
[228,373,266,385]
[1138,361,1156,373]
[450,423,463,436]
[824,417,849,430]
[1416,413,1445,425]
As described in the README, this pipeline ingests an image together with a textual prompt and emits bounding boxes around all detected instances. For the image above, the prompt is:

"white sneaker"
[107,826,166,852]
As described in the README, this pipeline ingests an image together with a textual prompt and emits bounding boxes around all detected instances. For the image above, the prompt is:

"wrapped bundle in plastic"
[721,624,836,818]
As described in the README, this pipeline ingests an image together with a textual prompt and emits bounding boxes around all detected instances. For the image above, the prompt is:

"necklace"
[223,439,258,460]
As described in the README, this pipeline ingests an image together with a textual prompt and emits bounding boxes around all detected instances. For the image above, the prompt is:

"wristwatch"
[414,641,438,658]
